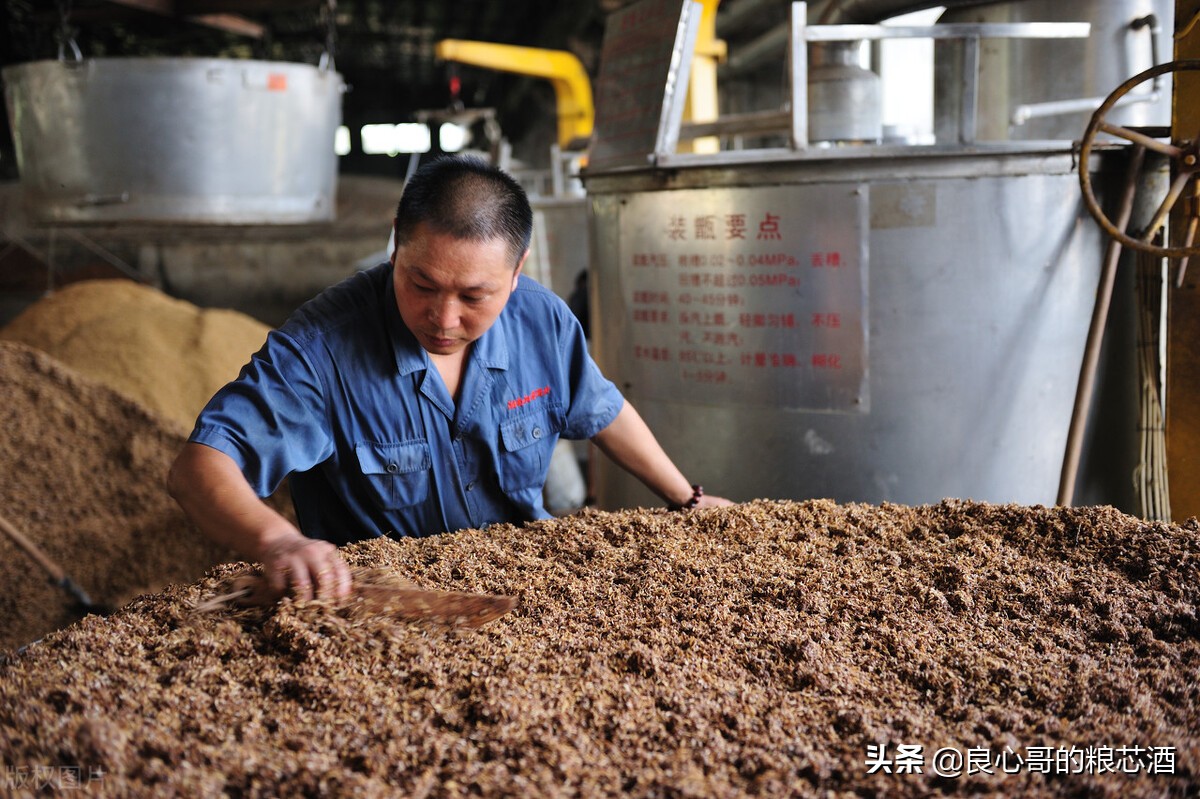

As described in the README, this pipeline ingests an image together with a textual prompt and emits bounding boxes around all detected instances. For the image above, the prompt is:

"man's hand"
[260,533,353,601]
[168,442,353,601]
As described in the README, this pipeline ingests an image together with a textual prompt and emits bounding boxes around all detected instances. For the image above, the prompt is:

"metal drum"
[585,145,1133,510]
[2,57,344,224]
[808,41,882,144]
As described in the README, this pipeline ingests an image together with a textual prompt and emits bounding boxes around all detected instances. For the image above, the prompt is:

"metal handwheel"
[1078,59,1200,262]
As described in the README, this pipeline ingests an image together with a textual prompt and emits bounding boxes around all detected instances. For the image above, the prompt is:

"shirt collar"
[384,266,510,375]
[472,304,509,371]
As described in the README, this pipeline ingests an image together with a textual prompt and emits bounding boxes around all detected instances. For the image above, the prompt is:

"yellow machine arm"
[435,39,594,150]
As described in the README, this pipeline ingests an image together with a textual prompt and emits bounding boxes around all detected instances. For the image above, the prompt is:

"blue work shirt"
[189,263,624,543]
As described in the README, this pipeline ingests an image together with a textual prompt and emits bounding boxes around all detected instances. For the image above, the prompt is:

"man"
[168,155,730,602]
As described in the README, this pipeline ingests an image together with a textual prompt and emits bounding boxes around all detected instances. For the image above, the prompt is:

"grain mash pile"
[0,342,234,651]
[0,280,279,650]
[1,500,1196,797]
[0,279,270,429]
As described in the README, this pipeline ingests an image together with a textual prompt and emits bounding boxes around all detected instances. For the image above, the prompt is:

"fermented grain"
[1,500,1195,797]
[0,342,235,651]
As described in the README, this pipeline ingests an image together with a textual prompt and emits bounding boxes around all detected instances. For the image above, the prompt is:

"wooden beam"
[1166,0,1200,520]
[80,0,268,38]
[99,0,314,12]
[174,0,315,12]
[102,0,177,13]
[186,13,266,37]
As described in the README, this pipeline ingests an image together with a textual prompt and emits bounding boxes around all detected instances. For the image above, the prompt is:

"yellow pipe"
[682,0,727,154]
[435,39,594,150]
[1175,1,1200,136]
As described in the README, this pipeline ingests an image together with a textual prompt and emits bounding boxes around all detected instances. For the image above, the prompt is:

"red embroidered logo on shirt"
[508,385,550,410]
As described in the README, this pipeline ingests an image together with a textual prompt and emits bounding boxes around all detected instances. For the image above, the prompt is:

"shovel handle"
[0,511,68,583]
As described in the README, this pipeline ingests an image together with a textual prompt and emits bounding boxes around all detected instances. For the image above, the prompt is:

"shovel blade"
[351,584,515,627]
[199,571,516,628]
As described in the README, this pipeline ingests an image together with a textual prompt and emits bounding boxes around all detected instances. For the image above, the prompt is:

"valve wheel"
[1079,59,1200,261]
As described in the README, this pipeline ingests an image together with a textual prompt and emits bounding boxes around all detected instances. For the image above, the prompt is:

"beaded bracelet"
[668,484,703,511]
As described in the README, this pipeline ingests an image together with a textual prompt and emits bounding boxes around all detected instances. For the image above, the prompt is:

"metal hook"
[55,0,83,64]
[57,36,83,65]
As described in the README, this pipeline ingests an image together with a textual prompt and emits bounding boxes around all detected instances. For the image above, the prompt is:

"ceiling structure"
[0,0,630,178]
[0,0,846,179]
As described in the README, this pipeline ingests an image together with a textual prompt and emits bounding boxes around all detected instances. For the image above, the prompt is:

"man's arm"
[167,442,351,599]
[590,401,732,509]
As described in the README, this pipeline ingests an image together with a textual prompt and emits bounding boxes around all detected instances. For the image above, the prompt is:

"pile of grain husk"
[2,500,1196,797]
[0,341,239,652]
[0,279,270,429]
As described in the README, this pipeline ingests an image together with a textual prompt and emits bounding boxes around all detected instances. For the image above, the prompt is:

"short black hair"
[393,155,533,267]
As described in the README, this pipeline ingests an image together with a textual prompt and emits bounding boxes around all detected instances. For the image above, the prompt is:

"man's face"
[392,222,525,357]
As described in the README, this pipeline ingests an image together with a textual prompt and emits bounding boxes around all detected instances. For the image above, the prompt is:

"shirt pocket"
[354,439,431,510]
[498,404,563,491]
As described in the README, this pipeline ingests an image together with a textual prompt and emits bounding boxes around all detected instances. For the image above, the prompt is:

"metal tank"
[579,0,1153,511]
[585,147,1128,509]
[529,198,591,299]
[2,57,344,224]
[934,0,1174,142]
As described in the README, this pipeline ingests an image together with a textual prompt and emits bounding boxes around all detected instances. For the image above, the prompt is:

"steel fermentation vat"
[585,145,1130,509]
[2,57,344,224]
[934,0,1174,142]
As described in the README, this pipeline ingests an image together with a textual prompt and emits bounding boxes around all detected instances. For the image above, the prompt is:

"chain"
[318,0,337,71]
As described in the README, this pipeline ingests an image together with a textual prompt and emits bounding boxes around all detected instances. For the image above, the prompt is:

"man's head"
[390,156,533,357]
[392,155,532,267]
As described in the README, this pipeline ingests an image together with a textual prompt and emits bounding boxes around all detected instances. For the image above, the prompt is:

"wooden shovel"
[0,511,111,615]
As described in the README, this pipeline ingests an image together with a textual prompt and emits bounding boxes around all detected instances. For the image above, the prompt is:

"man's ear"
[389,219,400,266]
[512,248,529,289]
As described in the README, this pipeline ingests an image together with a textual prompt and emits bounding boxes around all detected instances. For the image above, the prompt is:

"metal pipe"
[720,22,791,77]
[790,2,809,149]
[433,40,594,149]
[1058,144,1146,507]
[1012,14,1163,126]
[1012,92,1160,126]
[678,109,792,139]
[716,0,785,37]
[1130,14,1162,91]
